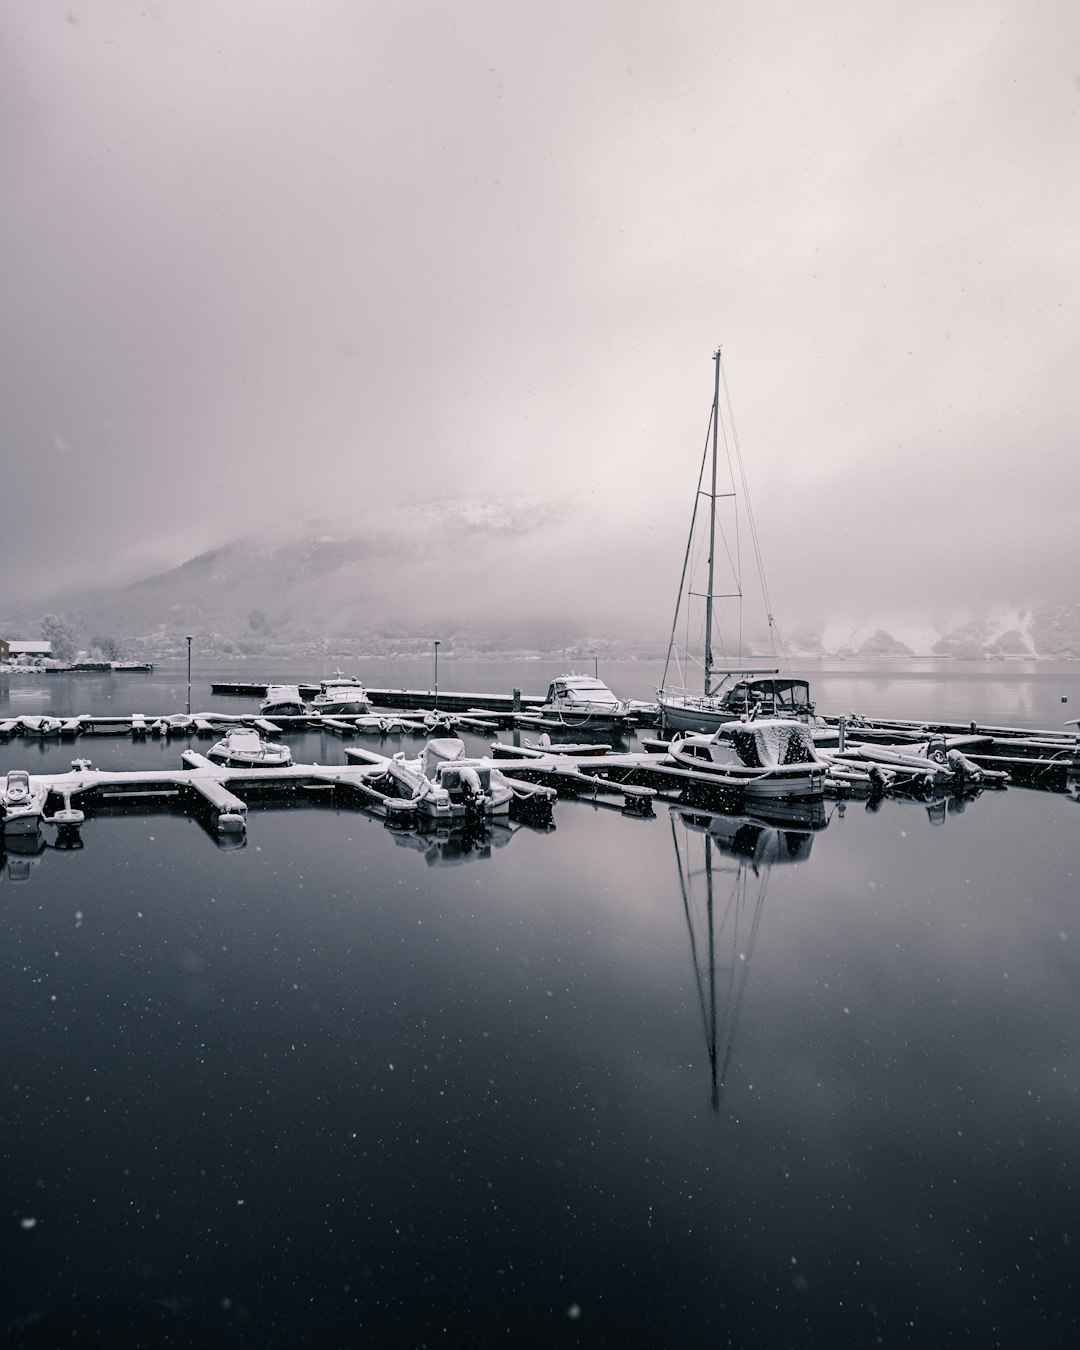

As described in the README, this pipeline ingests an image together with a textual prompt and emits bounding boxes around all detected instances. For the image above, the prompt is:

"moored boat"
[207,728,293,768]
[20,716,63,737]
[2,769,48,835]
[260,684,307,716]
[310,682,372,716]
[419,738,517,817]
[664,718,828,800]
[535,674,635,731]
[661,676,816,735]
[656,348,811,734]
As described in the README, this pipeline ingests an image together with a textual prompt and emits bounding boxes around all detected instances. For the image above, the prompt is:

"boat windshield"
[719,678,813,715]
[551,681,620,706]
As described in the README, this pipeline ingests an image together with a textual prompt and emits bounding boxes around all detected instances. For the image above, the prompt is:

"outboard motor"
[945,747,982,783]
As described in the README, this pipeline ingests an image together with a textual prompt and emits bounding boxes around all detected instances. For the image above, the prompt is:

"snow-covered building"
[3,639,52,662]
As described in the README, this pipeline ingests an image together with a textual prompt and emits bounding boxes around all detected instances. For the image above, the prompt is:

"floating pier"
[0,707,517,742]
[3,739,564,854]
[823,716,1080,792]
[209,681,548,719]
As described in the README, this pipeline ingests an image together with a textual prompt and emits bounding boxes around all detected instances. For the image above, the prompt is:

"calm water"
[1,660,1078,1348]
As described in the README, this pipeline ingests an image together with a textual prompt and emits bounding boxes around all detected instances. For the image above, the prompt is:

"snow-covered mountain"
[2,498,1077,660]
[786,608,1080,660]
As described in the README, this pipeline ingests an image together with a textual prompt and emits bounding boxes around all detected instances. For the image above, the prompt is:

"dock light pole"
[434,640,440,710]
[186,635,192,714]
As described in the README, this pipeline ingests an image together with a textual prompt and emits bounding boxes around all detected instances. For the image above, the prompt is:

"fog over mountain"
[4,495,1079,662]
[3,4,1078,639]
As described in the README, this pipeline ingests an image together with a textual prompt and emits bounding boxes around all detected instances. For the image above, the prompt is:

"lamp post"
[186,635,193,714]
[433,639,440,710]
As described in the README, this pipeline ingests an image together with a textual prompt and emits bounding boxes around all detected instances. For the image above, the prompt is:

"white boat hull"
[666,718,829,800]
[667,756,826,799]
[311,697,371,716]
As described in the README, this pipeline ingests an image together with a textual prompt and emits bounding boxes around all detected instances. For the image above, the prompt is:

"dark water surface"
[1,660,1078,1347]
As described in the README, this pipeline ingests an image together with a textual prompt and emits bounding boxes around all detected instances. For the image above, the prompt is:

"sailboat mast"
[703,348,721,697]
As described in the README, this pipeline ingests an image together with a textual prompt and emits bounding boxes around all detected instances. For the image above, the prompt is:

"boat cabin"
[543,676,624,710]
[714,677,814,719]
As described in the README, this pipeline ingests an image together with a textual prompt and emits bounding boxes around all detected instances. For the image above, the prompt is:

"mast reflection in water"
[671,804,821,1111]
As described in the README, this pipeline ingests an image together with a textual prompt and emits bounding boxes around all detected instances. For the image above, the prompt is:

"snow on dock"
[15,755,420,840]
[210,680,546,719]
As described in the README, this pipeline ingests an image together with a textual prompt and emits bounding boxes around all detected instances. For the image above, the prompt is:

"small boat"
[20,716,64,737]
[656,348,812,734]
[524,733,613,757]
[260,684,307,716]
[152,714,196,736]
[350,738,551,820]
[664,718,829,799]
[826,737,1005,791]
[535,674,635,730]
[420,738,517,817]
[354,714,418,735]
[2,770,48,835]
[207,728,293,768]
[380,752,455,819]
[310,682,372,716]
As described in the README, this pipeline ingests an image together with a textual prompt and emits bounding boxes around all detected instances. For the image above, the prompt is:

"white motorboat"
[207,728,293,767]
[535,675,635,730]
[380,751,455,819]
[420,738,516,817]
[310,682,372,716]
[664,718,828,800]
[656,348,812,734]
[260,684,307,716]
[357,738,541,820]
[2,769,48,835]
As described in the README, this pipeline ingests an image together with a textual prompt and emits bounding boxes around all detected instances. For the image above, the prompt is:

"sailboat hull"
[657,695,739,735]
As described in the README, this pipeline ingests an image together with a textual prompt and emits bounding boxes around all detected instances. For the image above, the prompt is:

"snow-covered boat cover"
[722,719,820,769]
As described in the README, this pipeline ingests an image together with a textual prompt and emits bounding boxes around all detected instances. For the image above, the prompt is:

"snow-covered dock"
[9,756,416,838]
[210,681,547,720]
[0,708,510,742]
[2,742,562,849]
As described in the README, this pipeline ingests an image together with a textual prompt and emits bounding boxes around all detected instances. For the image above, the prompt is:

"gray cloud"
[2,2,1077,638]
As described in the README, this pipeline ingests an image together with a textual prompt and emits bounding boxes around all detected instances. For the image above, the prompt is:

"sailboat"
[656,349,813,734]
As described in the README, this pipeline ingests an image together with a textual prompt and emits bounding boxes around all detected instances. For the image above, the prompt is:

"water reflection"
[389,814,555,866]
[862,781,988,826]
[670,805,821,1112]
[1,826,85,884]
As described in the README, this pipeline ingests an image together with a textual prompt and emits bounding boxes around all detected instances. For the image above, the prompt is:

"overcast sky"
[3,1,1078,638]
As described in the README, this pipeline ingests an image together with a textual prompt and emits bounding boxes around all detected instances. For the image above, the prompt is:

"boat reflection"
[671,804,823,1111]
[389,814,555,866]
[1,825,85,884]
